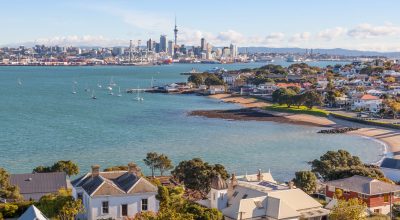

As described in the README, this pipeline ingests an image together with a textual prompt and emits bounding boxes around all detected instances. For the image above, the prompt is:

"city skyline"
[1,0,400,51]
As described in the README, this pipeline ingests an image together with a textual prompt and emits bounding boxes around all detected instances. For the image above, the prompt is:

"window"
[242,194,248,199]
[102,201,109,214]
[384,194,389,202]
[374,209,381,214]
[121,204,128,216]
[77,193,83,200]
[141,199,148,211]
[343,190,350,195]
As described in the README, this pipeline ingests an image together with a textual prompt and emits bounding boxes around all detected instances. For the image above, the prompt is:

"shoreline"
[202,93,400,163]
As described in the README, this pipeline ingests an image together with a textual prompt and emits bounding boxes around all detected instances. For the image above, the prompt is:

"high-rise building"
[155,43,160,53]
[201,38,206,51]
[168,40,174,56]
[147,38,153,51]
[160,35,167,53]
[230,44,238,58]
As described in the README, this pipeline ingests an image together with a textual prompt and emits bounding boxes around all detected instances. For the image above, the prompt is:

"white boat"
[107,86,113,91]
[117,87,122,97]
[17,78,22,86]
[72,84,77,94]
[109,77,117,87]
[97,83,102,88]
[134,87,144,101]
[91,90,97,99]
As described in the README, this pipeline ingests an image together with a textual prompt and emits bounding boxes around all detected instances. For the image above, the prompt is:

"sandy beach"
[205,94,400,160]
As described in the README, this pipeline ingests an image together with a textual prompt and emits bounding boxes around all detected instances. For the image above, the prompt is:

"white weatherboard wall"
[87,193,158,220]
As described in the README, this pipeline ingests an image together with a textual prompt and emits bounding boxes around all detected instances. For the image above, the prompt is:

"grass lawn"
[264,104,330,117]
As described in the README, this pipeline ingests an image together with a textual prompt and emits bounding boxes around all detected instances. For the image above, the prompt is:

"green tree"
[103,165,128,172]
[155,154,174,176]
[33,160,79,177]
[37,189,84,220]
[204,74,224,86]
[329,198,367,220]
[188,74,203,86]
[144,152,160,177]
[0,168,22,200]
[311,150,384,181]
[303,90,322,109]
[293,171,317,194]
[172,158,228,193]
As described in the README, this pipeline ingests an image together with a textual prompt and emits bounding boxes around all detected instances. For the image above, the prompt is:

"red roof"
[360,94,380,100]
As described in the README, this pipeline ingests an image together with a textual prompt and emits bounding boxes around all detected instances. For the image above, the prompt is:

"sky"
[1,0,400,51]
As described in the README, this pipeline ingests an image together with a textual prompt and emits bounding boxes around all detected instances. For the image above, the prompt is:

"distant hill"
[238,47,400,58]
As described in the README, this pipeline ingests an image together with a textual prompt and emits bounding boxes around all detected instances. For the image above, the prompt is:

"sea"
[0,60,385,181]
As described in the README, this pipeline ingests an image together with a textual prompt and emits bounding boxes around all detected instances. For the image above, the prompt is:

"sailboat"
[97,82,102,88]
[134,87,144,101]
[91,90,97,99]
[17,78,22,86]
[72,84,77,94]
[109,77,117,87]
[117,87,122,97]
[84,83,90,92]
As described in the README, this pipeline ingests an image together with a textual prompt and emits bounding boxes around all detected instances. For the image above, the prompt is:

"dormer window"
[242,194,248,199]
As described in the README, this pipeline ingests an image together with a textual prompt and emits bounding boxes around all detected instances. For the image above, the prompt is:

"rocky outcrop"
[318,127,359,134]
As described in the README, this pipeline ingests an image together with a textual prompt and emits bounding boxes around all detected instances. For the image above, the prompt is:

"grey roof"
[72,171,140,196]
[18,205,49,220]
[10,172,68,195]
[324,175,400,195]
[381,158,400,170]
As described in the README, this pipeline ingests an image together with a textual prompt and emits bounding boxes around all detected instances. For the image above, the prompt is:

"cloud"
[348,23,400,38]
[317,27,346,41]
[289,32,311,43]
[32,35,127,47]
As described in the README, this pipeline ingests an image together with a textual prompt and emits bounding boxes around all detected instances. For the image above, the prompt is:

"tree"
[172,158,228,193]
[385,99,400,119]
[103,165,128,172]
[33,160,79,176]
[329,198,367,220]
[303,90,322,109]
[188,74,203,86]
[293,171,317,194]
[37,189,84,220]
[144,152,160,177]
[0,168,22,200]
[311,150,384,181]
[156,154,174,176]
[204,74,224,86]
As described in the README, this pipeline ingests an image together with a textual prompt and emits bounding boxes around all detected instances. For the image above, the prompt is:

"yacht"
[91,90,97,99]
[72,84,77,94]
[17,78,22,86]
[117,87,122,97]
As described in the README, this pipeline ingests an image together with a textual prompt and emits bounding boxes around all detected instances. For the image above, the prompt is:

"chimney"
[128,162,141,177]
[257,169,263,182]
[231,173,238,188]
[91,165,100,177]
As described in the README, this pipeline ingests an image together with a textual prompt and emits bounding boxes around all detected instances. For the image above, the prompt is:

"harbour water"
[0,62,384,181]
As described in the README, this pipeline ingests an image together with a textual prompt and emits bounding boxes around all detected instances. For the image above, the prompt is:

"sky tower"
[173,15,178,45]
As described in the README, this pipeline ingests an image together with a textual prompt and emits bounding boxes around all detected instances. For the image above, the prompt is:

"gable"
[128,178,157,194]
[92,182,124,196]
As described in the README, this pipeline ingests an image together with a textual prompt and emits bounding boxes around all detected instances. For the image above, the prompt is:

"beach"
[206,93,400,160]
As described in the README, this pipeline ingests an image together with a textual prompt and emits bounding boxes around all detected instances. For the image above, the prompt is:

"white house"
[18,205,49,220]
[71,163,158,220]
[198,170,329,220]
[208,85,226,95]
[351,94,383,113]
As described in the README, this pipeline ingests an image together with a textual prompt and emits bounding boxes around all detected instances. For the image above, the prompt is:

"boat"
[91,90,97,99]
[180,68,200,75]
[117,87,122,97]
[17,78,22,86]
[97,83,102,88]
[84,83,90,92]
[134,87,144,101]
[72,84,77,94]
[109,77,117,87]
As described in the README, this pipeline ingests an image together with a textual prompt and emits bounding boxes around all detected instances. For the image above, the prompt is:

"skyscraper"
[201,38,206,51]
[230,44,238,58]
[168,40,174,56]
[160,35,167,53]
[147,38,153,51]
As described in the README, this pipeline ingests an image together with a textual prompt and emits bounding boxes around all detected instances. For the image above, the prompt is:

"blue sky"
[1,0,400,51]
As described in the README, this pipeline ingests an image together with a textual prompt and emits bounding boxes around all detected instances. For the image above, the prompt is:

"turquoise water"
[0,62,384,181]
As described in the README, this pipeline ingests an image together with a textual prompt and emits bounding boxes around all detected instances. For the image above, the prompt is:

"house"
[351,94,383,113]
[208,85,226,95]
[10,172,70,201]
[18,205,49,220]
[324,175,400,215]
[380,158,400,182]
[198,170,329,220]
[71,163,158,220]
